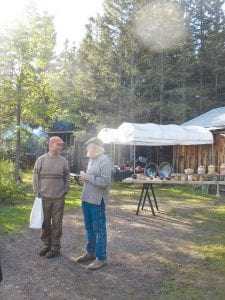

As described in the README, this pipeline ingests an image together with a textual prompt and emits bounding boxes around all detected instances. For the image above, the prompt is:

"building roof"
[182,107,225,130]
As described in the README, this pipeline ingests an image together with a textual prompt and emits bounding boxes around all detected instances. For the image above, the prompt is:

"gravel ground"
[0,194,211,300]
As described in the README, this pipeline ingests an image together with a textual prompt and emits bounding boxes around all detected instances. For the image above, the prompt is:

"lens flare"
[133,1,188,51]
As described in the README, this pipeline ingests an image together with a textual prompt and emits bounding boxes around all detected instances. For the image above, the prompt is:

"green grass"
[116,182,225,299]
[0,171,81,235]
[157,186,225,298]
[64,185,82,211]
[0,185,82,235]
[0,205,32,234]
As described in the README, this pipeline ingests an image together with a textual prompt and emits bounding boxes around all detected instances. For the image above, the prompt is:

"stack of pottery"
[184,168,194,181]
[198,165,205,181]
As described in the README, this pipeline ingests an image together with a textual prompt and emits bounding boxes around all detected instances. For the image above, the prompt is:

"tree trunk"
[159,51,164,124]
[14,80,22,183]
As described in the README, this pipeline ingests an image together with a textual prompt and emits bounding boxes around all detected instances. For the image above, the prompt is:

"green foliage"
[72,0,225,129]
[1,0,225,135]
[0,159,27,206]
[0,170,81,235]
[1,0,225,179]
[0,5,59,181]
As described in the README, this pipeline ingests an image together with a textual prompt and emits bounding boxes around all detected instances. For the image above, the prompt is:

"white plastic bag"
[29,197,44,229]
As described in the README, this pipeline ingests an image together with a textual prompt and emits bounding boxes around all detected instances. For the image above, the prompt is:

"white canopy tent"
[97,128,119,144]
[98,123,213,175]
[98,122,213,146]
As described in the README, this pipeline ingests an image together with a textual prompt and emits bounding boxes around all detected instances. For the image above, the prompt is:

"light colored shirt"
[81,153,111,205]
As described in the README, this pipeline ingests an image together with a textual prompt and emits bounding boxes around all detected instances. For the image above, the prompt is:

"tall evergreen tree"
[205,0,225,107]
[180,0,225,119]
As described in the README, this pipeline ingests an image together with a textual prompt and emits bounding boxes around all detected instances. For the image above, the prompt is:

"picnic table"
[122,177,225,216]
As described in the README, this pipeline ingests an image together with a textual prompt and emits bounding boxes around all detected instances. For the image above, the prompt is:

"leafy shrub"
[0,159,26,206]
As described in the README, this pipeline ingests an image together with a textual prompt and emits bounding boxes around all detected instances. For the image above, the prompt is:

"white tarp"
[97,128,119,144]
[98,122,213,146]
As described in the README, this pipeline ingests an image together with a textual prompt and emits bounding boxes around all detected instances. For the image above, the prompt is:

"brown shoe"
[76,253,96,263]
[87,259,107,270]
[46,250,60,258]
[39,247,51,256]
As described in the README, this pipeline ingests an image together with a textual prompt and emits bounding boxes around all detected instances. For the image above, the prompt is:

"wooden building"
[47,130,87,173]
[174,107,225,173]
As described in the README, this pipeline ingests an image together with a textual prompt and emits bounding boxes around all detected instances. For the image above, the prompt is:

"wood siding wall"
[173,134,225,173]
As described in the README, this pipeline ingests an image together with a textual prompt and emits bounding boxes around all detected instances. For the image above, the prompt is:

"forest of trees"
[0,0,225,179]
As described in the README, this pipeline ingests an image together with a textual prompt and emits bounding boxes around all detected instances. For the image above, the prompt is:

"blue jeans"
[82,200,107,260]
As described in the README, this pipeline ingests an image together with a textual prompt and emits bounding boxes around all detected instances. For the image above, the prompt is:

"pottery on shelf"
[197,166,205,175]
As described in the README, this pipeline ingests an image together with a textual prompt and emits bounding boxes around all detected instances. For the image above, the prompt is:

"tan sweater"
[33,153,70,199]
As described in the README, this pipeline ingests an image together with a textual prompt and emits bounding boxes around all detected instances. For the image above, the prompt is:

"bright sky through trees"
[0,0,103,49]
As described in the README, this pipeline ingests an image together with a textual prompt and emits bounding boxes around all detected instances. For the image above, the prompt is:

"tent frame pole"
[133,144,136,174]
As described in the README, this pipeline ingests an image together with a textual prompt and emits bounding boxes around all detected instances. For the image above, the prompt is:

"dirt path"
[0,194,223,299]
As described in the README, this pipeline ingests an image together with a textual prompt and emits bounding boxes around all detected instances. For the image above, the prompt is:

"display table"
[122,177,225,216]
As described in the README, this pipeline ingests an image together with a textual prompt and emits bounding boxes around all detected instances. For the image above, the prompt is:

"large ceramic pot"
[197,165,205,175]
[220,163,225,175]
[208,164,215,174]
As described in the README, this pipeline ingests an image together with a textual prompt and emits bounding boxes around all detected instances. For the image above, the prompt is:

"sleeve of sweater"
[32,157,42,195]
[87,157,111,188]
[63,159,71,193]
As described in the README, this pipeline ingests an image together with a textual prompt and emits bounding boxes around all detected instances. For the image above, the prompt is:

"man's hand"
[79,171,87,181]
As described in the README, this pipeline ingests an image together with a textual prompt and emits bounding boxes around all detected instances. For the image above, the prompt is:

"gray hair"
[94,145,105,156]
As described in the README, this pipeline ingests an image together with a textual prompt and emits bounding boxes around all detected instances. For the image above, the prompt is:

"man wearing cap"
[33,136,70,258]
[76,137,111,270]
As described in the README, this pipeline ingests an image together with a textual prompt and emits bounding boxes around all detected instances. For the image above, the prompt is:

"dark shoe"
[46,250,60,258]
[76,253,96,263]
[39,247,51,256]
[87,259,107,270]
